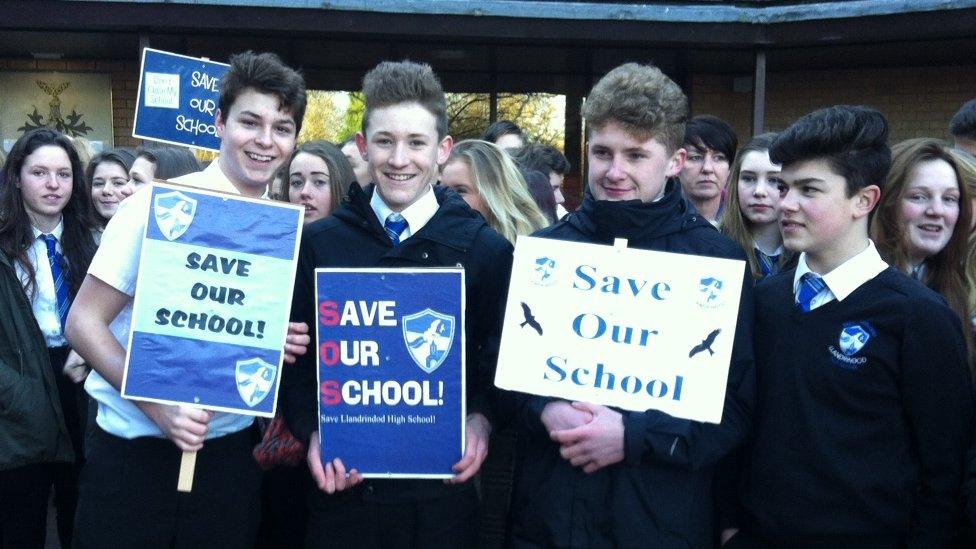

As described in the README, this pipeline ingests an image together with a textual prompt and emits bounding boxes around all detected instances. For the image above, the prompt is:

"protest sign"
[132,48,229,151]
[121,182,303,417]
[316,269,465,478]
[494,236,745,424]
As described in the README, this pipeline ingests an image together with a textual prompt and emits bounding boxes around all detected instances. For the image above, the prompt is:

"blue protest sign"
[121,182,303,417]
[132,48,229,151]
[316,269,465,478]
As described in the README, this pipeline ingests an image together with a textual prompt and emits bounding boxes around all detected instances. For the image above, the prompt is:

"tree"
[446,92,565,151]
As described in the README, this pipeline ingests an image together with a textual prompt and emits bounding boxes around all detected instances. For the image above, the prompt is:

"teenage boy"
[728,106,974,548]
[507,62,756,548]
[279,60,512,548]
[65,51,309,548]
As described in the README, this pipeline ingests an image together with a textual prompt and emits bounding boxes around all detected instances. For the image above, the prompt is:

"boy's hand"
[284,322,310,364]
[449,413,491,484]
[551,402,624,473]
[307,431,363,494]
[139,402,213,452]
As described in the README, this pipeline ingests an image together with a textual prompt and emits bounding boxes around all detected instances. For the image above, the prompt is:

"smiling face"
[441,159,488,219]
[898,158,961,265]
[215,87,297,197]
[586,121,685,203]
[737,150,785,226]
[91,160,132,220]
[288,151,334,224]
[356,102,453,212]
[778,158,879,272]
[19,145,73,231]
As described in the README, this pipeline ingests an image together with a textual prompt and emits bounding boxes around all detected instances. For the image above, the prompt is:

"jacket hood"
[566,179,711,243]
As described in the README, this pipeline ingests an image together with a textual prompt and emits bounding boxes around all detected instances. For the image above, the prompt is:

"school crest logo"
[235,357,277,407]
[402,308,456,374]
[697,276,725,308]
[153,191,197,241]
[531,256,557,286]
[839,322,872,356]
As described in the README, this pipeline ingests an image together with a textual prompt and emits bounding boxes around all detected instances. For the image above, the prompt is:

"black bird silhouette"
[689,328,721,358]
[519,302,543,335]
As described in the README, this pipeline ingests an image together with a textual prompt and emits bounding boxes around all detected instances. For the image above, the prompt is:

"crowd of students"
[2,48,976,549]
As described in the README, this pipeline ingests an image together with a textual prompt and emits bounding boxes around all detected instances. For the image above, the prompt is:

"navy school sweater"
[739,267,974,548]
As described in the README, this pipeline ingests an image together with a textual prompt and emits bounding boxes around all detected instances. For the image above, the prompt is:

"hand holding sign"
[448,413,491,484]
[307,431,363,494]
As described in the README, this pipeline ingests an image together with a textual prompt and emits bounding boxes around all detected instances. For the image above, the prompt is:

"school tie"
[795,272,826,313]
[41,234,70,333]
[384,213,409,246]
[910,264,924,280]
[756,249,780,278]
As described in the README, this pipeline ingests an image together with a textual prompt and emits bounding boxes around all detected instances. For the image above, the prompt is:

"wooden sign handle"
[177,450,197,492]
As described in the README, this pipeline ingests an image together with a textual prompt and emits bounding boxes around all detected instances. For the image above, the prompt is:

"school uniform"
[280,182,513,549]
[508,180,757,548]
[9,220,91,548]
[73,160,263,549]
[735,244,974,548]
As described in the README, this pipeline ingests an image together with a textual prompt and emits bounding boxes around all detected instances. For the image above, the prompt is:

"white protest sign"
[494,236,745,424]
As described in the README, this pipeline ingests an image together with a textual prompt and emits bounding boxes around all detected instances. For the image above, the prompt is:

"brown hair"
[872,138,972,332]
[286,140,356,214]
[218,51,307,133]
[581,62,688,153]
[361,61,448,139]
[721,133,795,279]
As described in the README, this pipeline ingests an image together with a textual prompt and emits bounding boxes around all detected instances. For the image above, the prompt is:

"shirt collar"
[369,184,438,234]
[32,217,64,240]
[793,240,888,302]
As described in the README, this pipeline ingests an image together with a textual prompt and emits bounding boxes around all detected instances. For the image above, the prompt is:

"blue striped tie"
[756,249,780,278]
[796,272,826,313]
[384,214,409,246]
[41,234,70,333]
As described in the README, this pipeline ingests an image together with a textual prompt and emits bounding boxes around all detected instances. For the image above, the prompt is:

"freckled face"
[898,159,961,264]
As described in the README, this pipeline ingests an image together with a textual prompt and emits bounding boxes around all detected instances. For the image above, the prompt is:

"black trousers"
[73,426,262,549]
[48,345,86,549]
[0,463,53,548]
[305,484,479,549]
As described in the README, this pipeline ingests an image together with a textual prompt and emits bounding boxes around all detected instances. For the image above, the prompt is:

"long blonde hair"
[445,140,549,243]
[950,147,976,321]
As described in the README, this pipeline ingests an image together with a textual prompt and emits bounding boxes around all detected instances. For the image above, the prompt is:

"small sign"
[133,48,230,151]
[316,269,465,478]
[121,182,303,417]
[494,236,745,424]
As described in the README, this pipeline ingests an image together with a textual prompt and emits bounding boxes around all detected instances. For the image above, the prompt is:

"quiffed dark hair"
[770,105,891,197]
[361,61,448,139]
[582,62,688,153]
[483,120,524,145]
[511,143,571,175]
[949,99,976,140]
[684,115,739,164]
[218,51,307,133]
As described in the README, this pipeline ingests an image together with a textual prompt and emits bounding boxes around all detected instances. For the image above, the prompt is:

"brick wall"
[0,57,141,148]
[690,65,976,144]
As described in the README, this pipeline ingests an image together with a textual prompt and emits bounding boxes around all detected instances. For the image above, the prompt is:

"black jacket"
[280,183,513,501]
[0,251,73,470]
[509,181,756,548]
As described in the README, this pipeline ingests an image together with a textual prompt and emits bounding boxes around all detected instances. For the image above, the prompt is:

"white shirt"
[369,184,439,241]
[793,240,888,311]
[15,219,66,347]
[85,157,254,439]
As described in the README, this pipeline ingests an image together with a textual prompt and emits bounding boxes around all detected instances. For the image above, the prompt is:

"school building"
[2,0,975,205]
